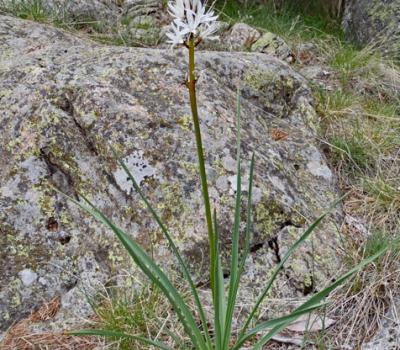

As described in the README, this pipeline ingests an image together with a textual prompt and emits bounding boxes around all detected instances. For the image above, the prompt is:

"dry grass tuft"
[322,244,400,348]
[88,278,192,350]
[291,24,400,348]
[0,296,101,350]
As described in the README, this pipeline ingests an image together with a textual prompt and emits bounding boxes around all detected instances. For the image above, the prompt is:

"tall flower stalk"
[166,0,220,301]
[65,1,388,348]
[187,35,216,296]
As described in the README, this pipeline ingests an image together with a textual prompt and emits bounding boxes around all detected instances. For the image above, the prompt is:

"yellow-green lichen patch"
[34,181,56,217]
[0,224,53,273]
[181,161,198,177]
[244,69,299,118]
[157,182,186,225]
[255,193,304,240]
[176,114,192,131]
[244,69,279,92]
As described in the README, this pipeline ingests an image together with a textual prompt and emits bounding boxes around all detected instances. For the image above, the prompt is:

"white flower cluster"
[166,0,219,47]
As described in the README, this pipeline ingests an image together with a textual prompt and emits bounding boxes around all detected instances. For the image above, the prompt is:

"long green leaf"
[213,210,226,350]
[250,246,387,349]
[61,192,207,350]
[239,153,255,276]
[69,329,174,350]
[111,146,212,348]
[225,153,255,349]
[238,195,347,339]
[249,302,329,335]
[222,90,243,349]
[231,303,328,350]
[81,194,206,349]
[295,246,387,313]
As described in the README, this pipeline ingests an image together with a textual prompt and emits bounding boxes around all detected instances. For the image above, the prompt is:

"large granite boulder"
[0,15,341,333]
[343,0,400,61]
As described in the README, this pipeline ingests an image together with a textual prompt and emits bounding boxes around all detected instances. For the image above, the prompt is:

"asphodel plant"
[65,1,387,348]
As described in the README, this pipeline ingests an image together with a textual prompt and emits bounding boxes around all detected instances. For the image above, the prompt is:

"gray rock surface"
[1,15,341,332]
[343,0,400,61]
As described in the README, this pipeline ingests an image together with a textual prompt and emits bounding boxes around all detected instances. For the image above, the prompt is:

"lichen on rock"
[251,31,295,63]
[343,0,400,61]
[1,14,342,333]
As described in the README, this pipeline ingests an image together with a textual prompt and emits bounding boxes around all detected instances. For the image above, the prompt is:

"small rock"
[298,42,316,53]
[299,65,331,81]
[125,0,160,17]
[198,21,231,50]
[226,23,261,51]
[297,42,317,64]
[252,32,294,63]
[128,15,161,45]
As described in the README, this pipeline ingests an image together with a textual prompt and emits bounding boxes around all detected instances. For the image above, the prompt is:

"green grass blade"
[238,195,347,338]
[81,194,206,349]
[250,246,387,349]
[213,210,226,350]
[252,322,303,350]
[61,192,207,350]
[248,303,329,336]
[69,329,175,350]
[226,153,255,350]
[110,146,212,348]
[161,327,187,349]
[239,153,255,276]
[222,91,243,349]
[231,303,328,350]
[295,246,388,313]
[225,153,255,350]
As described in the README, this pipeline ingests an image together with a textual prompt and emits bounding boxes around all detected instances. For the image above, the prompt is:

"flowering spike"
[166,0,219,47]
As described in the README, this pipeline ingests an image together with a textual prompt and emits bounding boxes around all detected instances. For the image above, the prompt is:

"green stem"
[187,37,216,300]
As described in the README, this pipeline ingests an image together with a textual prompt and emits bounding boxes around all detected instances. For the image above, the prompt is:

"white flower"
[166,0,219,47]
[165,21,188,46]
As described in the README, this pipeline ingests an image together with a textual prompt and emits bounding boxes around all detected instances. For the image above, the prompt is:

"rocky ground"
[0,0,399,349]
